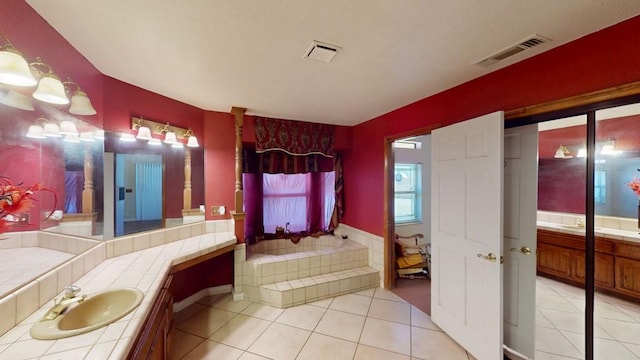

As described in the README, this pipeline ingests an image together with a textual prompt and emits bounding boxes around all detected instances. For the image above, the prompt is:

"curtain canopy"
[255,116,335,157]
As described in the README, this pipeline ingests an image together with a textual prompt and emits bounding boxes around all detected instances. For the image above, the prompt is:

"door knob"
[477,252,497,262]
[510,246,532,255]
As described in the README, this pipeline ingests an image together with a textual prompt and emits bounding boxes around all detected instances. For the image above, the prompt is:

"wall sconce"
[0,33,37,87]
[63,80,97,115]
[554,145,572,159]
[130,116,198,148]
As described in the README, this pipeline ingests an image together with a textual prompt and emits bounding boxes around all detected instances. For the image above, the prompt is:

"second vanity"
[537,217,640,302]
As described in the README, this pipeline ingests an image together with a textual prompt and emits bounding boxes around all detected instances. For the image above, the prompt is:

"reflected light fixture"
[94,130,105,140]
[120,133,136,142]
[63,80,96,115]
[79,132,96,142]
[63,133,81,143]
[148,138,161,146]
[30,58,69,105]
[577,145,587,158]
[164,130,178,145]
[43,122,62,137]
[59,120,78,135]
[0,33,38,87]
[184,129,199,148]
[26,124,45,139]
[554,145,571,159]
[600,139,619,155]
[0,89,34,111]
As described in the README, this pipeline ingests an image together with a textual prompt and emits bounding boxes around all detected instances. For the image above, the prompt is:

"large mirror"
[538,103,640,220]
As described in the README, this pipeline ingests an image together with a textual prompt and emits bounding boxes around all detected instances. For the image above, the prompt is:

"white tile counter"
[537,221,640,243]
[0,231,236,360]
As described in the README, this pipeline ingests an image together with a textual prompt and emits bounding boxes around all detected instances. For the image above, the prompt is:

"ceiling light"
[0,33,38,87]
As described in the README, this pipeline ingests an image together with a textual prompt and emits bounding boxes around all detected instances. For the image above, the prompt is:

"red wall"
[343,16,640,236]
[204,111,236,220]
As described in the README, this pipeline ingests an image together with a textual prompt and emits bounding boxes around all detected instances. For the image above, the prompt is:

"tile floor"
[536,277,640,360]
[173,287,473,360]
[173,277,640,360]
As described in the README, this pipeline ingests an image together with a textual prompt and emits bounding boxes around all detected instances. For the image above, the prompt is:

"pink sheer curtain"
[244,172,335,241]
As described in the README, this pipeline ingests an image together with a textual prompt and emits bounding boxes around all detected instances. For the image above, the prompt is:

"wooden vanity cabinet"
[127,275,174,360]
[537,229,640,302]
[537,230,614,288]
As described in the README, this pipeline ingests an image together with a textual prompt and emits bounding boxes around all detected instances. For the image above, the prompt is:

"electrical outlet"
[211,205,226,216]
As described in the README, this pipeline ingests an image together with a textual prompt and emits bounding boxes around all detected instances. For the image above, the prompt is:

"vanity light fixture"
[59,120,78,136]
[63,80,97,115]
[26,124,46,139]
[132,117,152,140]
[0,89,35,111]
[0,33,38,87]
[30,58,69,105]
[184,129,199,148]
[554,145,571,159]
[164,130,178,145]
[120,133,136,142]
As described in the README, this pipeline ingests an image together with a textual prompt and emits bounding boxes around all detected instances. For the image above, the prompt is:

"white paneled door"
[431,111,504,360]
[503,124,538,358]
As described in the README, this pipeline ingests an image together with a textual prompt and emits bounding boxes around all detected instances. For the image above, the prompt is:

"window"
[262,172,335,233]
[394,163,422,223]
[594,170,606,204]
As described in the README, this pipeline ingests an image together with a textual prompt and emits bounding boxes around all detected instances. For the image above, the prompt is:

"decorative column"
[82,144,94,214]
[230,107,247,243]
[183,148,192,210]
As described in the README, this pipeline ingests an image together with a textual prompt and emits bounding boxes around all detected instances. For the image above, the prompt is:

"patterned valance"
[243,149,334,174]
[255,117,335,157]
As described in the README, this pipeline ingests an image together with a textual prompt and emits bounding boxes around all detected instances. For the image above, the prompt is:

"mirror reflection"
[538,103,640,220]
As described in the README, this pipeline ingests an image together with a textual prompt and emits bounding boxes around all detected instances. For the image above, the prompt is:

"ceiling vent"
[304,40,341,63]
[475,34,550,68]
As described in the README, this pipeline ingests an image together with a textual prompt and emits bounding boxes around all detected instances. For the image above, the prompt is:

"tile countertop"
[0,232,236,360]
[537,221,640,244]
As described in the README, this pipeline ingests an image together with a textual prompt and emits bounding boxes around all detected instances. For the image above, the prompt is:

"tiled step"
[245,266,379,308]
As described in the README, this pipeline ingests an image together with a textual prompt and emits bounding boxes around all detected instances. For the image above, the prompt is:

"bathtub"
[244,235,369,285]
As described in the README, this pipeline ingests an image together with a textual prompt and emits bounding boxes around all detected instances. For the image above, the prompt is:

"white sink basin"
[30,288,144,340]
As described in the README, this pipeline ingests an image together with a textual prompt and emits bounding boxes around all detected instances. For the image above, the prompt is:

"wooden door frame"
[383,125,440,289]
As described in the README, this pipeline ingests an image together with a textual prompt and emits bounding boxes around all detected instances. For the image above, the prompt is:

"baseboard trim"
[172,284,233,313]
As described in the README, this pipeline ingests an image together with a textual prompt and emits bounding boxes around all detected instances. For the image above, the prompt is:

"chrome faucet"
[41,285,87,321]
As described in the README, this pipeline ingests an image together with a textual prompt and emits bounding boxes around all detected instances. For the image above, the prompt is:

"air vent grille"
[304,40,342,63]
[475,34,550,68]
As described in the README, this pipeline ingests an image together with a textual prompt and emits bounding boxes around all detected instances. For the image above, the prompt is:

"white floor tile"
[240,302,285,321]
[238,352,271,360]
[315,309,366,342]
[562,331,639,360]
[411,326,467,360]
[597,318,640,345]
[247,322,311,360]
[535,326,583,359]
[181,339,244,360]
[374,287,408,303]
[307,297,333,308]
[209,314,271,350]
[360,317,411,356]
[275,304,327,331]
[353,344,410,360]
[212,294,253,313]
[329,293,372,316]
[368,298,411,324]
[296,332,357,360]
[172,329,205,359]
[176,307,236,338]
[410,305,439,330]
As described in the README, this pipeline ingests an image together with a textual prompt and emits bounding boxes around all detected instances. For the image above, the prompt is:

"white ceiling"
[26,1,640,126]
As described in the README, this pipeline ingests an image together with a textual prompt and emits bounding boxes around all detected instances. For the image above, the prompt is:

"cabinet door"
[615,257,640,297]
[537,243,572,278]
[573,252,614,288]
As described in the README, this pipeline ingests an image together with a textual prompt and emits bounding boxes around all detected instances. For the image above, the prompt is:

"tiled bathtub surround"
[241,233,380,307]
[333,224,385,284]
[0,219,234,339]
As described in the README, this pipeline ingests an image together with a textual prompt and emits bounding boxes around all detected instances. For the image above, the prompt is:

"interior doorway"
[114,153,164,236]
